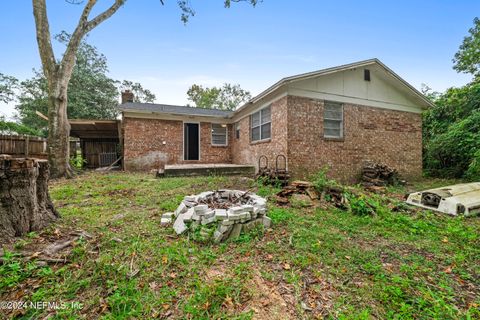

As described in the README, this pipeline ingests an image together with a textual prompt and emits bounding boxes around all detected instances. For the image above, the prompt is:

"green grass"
[0,173,479,319]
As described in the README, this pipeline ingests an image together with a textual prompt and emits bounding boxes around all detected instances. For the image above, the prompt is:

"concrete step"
[164,164,255,177]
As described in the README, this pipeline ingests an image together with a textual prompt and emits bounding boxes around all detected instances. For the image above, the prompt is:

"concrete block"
[219,224,233,234]
[183,208,194,222]
[183,200,196,207]
[201,215,216,225]
[213,230,224,243]
[174,202,188,217]
[228,223,243,240]
[184,195,197,202]
[204,210,215,219]
[194,204,209,213]
[221,219,234,226]
[242,220,255,232]
[262,216,272,228]
[192,212,202,221]
[214,209,228,220]
[228,206,245,215]
[198,191,214,199]
[228,212,241,221]
[173,215,188,234]
[241,204,254,212]
[160,217,172,226]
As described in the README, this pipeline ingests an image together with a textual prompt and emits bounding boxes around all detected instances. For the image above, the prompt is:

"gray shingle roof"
[118,102,233,118]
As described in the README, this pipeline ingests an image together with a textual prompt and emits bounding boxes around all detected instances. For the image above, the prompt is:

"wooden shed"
[69,120,121,169]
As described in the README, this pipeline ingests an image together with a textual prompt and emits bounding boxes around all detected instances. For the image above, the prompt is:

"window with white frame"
[323,101,343,138]
[251,106,271,142]
[211,123,228,146]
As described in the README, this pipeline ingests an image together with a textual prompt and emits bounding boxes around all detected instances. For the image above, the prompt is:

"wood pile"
[275,180,350,209]
[360,163,405,187]
[275,181,318,204]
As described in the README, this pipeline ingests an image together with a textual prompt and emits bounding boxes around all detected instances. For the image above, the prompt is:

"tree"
[0,116,43,136]
[187,83,251,110]
[120,80,156,103]
[453,17,480,78]
[16,33,119,132]
[0,73,18,104]
[16,32,156,132]
[32,0,258,178]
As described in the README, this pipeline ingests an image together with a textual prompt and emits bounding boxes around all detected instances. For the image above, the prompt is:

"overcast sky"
[0,0,478,119]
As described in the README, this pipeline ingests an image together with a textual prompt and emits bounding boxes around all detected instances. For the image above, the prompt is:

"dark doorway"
[184,123,199,160]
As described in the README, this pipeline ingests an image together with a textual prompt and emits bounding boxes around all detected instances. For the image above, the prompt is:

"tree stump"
[0,156,59,244]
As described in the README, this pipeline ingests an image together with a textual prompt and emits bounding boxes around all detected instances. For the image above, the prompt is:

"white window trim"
[211,123,228,146]
[323,102,344,139]
[251,106,272,142]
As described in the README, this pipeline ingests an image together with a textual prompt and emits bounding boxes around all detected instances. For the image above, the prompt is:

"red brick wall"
[123,117,232,171]
[122,95,423,181]
[286,96,422,182]
[231,96,289,171]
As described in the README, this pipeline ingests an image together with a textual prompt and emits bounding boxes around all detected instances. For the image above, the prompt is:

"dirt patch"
[242,271,294,320]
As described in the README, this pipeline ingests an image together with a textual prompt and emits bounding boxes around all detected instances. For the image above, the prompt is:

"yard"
[1,172,479,319]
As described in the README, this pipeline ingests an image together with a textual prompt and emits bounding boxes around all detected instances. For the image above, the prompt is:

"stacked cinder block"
[161,190,271,242]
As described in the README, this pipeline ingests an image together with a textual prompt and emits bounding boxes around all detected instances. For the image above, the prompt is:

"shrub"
[346,193,379,216]
[311,167,340,192]
[69,152,86,170]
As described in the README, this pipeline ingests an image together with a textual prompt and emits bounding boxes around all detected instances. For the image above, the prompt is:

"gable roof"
[236,58,434,113]
[119,59,433,119]
[118,102,233,118]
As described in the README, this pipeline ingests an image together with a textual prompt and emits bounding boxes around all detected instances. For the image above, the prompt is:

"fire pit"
[161,190,270,242]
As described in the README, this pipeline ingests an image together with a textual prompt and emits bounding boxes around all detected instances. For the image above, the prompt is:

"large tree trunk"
[32,0,125,179]
[0,156,59,245]
[47,82,74,179]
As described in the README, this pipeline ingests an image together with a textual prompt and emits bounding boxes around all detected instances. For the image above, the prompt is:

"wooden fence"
[0,134,47,159]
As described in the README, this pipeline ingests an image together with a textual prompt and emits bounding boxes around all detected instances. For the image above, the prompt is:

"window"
[323,101,343,138]
[235,122,240,139]
[211,124,228,146]
[251,106,271,142]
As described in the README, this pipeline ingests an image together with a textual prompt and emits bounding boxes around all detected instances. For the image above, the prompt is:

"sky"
[0,0,478,119]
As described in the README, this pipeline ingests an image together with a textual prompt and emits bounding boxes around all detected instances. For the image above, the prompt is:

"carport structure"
[69,119,122,169]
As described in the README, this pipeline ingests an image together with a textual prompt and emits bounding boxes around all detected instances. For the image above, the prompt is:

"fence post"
[25,136,30,157]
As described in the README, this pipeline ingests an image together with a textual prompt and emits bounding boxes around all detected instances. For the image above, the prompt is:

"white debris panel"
[406,182,480,216]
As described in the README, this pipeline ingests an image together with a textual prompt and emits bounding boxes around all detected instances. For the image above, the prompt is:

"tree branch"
[85,0,125,33]
[32,0,57,83]
[59,0,125,83]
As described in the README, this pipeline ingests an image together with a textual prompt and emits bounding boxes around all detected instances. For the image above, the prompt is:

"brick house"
[118,59,433,182]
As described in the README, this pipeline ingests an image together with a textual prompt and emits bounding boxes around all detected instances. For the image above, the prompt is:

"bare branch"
[60,0,125,81]
[32,0,57,82]
[85,0,126,33]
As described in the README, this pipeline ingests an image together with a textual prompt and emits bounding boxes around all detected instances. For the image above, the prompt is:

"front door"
[184,123,199,160]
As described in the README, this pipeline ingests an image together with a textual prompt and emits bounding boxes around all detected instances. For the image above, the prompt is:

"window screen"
[251,106,271,141]
[323,101,343,138]
[211,124,227,145]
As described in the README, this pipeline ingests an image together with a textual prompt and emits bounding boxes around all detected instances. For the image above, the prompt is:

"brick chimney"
[121,90,134,104]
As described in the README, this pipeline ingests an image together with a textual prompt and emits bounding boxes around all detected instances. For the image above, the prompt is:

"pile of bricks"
[161,190,271,242]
